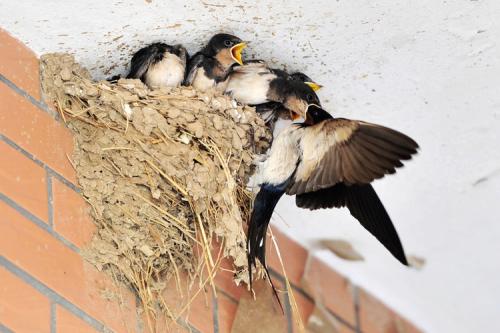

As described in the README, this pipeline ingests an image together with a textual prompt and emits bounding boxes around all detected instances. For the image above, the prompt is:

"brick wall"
[0,28,423,333]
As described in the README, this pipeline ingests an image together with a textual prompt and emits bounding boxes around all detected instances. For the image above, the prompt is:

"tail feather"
[296,183,408,265]
[247,184,285,310]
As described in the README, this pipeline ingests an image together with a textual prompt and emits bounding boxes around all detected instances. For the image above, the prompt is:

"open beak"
[304,81,323,92]
[303,104,314,125]
[230,42,247,65]
[289,110,301,121]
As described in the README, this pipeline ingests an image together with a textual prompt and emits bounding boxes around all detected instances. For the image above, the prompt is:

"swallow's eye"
[224,40,233,47]
[306,93,314,102]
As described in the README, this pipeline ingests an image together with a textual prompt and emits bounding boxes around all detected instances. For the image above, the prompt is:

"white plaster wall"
[1,1,499,332]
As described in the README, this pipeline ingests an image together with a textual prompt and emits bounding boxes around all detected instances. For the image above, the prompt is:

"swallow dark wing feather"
[184,52,205,85]
[295,183,408,265]
[127,43,165,81]
[246,107,418,304]
[287,119,418,195]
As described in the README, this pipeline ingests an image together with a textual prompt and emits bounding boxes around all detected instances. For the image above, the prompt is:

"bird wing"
[232,62,273,75]
[184,52,205,85]
[287,118,418,195]
[127,44,165,80]
[295,183,408,265]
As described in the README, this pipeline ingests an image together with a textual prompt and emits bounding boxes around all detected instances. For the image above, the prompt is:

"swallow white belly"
[145,53,185,88]
[257,125,304,186]
[226,71,275,105]
[191,67,217,92]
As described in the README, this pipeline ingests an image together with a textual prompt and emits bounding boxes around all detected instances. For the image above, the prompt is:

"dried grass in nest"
[40,53,272,331]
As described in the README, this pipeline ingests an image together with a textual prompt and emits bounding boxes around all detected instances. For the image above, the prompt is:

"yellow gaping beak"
[230,42,247,65]
[305,81,323,92]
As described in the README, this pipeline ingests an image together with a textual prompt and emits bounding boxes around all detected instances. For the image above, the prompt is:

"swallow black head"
[203,33,247,66]
[305,104,333,125]
[282,80,321,119]
[169,44,189,61]
[290,72,313,83]
[290,72,322,92]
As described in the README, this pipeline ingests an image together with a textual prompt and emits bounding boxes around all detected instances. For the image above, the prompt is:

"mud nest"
[40,53,272,324]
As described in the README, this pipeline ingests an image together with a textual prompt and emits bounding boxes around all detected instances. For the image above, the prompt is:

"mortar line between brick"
[0,193,79,253]
[0,74,58,120]
[0,256,107,333]
[0,323,14,333]
[212,293,220,333]
[215,288,238,304]
[176,318,202,333]
[47,170,54,228]
[284,283,294,333]
[353,286,362,333]
[269,268,357,331]
[0,134,80,194]
[51,302,56,333]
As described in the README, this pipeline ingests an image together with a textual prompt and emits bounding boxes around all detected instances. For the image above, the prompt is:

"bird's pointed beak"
[304,81,323,92]
[231,42,247,65]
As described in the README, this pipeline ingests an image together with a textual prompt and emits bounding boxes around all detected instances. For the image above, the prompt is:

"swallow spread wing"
[247,105,418,299]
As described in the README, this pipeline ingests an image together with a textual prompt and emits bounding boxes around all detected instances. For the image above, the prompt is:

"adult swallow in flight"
[247,104,418,296]
[126,42,188,89]
[184,33,247,92]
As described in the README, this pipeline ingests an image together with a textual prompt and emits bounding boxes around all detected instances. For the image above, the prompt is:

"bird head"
[304,104,333,125]
[282,80,321,120]
[207,33,247,67]
[171,44,189,62]
[290,72,323,92]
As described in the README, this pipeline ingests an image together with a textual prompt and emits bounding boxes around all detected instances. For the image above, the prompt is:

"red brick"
[0,140,48,222]
[214,256,246,301]
[358,288,423,333]
[52,178,95,247]
[140,310,188,333]
[140,269,216,333]
[306,305,354,333]
[0,82,76,183]
[152,269,213,333]
[231,279,287,333]
[56,306,98,333]
[0,29,40,99]
[0,266,50,333]
[267,226,308,287]
[290,288,314,332]
[217,293,238,333]
[0,201,136,333]
[187,287,214,332]
[301,256,356,326]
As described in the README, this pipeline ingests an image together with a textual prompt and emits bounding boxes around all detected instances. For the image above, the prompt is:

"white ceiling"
[2,1,500,332]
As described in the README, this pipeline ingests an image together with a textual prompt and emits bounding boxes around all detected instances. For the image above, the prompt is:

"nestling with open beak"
[184,33,247,92]
[247,104,419,300]
[236,61,323,132]
[225,61,321,122]
[125,43,188,89]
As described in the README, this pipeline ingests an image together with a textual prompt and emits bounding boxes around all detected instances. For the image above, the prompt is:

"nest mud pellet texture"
[40,53,271,327]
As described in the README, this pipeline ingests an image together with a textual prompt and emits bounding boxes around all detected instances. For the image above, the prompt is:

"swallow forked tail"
[247,183,285,312]
[296,183,408,265]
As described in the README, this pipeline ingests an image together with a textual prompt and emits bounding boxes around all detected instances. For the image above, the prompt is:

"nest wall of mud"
[40,53,272,323]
